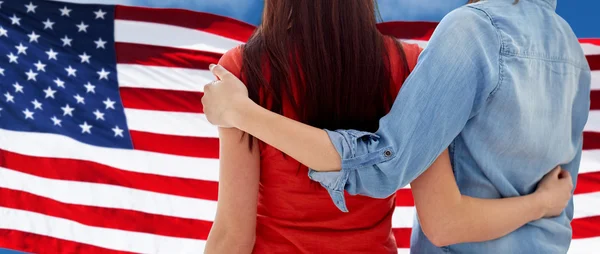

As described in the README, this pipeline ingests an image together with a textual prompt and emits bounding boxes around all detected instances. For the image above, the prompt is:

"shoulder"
[218,45,244,78]
[438,5,498,39]
[399,41,423,71]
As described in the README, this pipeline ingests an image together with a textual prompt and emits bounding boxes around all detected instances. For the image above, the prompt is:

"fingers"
[209,64,233,80]
[559,170,574,189]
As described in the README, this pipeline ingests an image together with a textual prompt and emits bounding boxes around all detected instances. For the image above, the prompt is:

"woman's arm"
[205,128,260,254]
[411,150,573,247]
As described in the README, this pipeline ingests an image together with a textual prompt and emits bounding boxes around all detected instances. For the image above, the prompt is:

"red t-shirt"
[218,38,422,254]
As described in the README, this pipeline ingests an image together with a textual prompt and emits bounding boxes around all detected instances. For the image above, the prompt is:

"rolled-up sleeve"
[308,6,502,212]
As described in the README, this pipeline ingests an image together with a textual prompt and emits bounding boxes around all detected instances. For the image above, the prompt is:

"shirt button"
[383,150,393,157]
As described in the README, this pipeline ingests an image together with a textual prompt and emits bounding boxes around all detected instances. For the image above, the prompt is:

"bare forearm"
[231,99,341,171]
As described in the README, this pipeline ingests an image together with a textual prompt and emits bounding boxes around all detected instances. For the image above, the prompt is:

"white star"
[0,67,4,76]
[7,52,18,64]
[94,37,106,49]
[4,92,14,103]
[0,108,2,117]
[25,69,38,81]
[65,65,77,77]
[15,43,27,55]
[84,82,96,93]
[93,109,104,120]
[76,21,89,32]
[46,48,58,60]
[61,104,75,116]
[51,116,62,126]
[25,2,37,13]
[0,27,7,37]
[79,52,91,63]
[34,61,46,72]
[103,97,116,110]
[43,18,54,30]
[43,86,56,99]
[79,122,92,134]
[10,14,20,26]
[61,35,72,47]
[112,125,124,137]
[0,1,3,9]
[32,99,42,110]
[27,31,40,43]
[94,9,107,19]
[54,78,65,88]
[23,108,34,119]
[97,68,110,80]
[13,82,23,93]
[59,6,71,17]
[74,94,85,104]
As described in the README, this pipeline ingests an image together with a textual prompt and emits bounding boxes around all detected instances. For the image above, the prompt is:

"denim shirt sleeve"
[308,6,502,212]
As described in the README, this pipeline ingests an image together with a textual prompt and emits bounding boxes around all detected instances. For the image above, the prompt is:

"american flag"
[0,0,598,253]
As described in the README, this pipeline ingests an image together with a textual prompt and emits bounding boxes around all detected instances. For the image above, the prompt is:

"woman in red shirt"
[204,1,572,253]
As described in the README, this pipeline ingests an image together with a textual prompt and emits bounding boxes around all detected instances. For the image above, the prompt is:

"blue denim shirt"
[308,0,591,253]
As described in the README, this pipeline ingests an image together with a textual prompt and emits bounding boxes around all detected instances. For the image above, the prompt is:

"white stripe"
[124,108,218,138]
[585,111,600,132]
[392,207,416,228]
[0,128,219,182]
[581,43,600,55]
[115,20,242,53]
[117,64,212,93]
[0,167,217,222]
[592,71,600,90]
[0,207,206,254]
[580,150,600,174]
[568,237,600,254]
[397,248,410,254]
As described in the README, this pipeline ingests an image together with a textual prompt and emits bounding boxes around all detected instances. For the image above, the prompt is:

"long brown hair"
[241,0,409,149]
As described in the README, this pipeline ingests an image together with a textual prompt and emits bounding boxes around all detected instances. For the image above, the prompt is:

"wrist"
[531,192,548,220]
[228,96,256,129]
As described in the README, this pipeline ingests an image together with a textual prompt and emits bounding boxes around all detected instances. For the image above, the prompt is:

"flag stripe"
[585,111,600,132]
[572,216,600,239]
[584,132,600,150]
[124,108,217,138]
[588,55,600,71]
[569,236,600,254]
[120,87,204,113]
[0,207,206,254]
[593,71,600,90]
[0,128,220,182]
[130,130,220,159]
[591,91,599,110]
[115,42,221,70]
[580,150,600,174]
[392,228,412,248]
[117,64,210,93]
[115,5,254,43]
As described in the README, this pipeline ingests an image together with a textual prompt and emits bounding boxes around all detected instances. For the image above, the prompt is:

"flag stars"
[10,14,20,26]
[61,104,75,116]
[43,18,55,30]
[15,43,27,55]
[80,122,92,134]
[25,69,38,81]
[94,37,106,49]
[7,53,18,64]
[79,52,91,63]
[46,48,58,60]
[51,116,62,126]
[61,35,72,47]
[4,92,14,103]
[65,65,77,77]
[25,2,37,13]
[0,67,5,76]
[94,9,107,19]
[23,108,34,119]
[32,99,42,110]
[93,109,104,120]
[74,94,85,104]
[76,21,89,33]
[43,86,56,99]
[103,97,115,110]
[54,78,65,88]
[13,82,23,93]
[34,61,46,72]
[112,126,124,137]
[0,27,7,37]
[97,68,110,80]
[28,31,40,43]
[59,6,72,17]
[84,82,95,93]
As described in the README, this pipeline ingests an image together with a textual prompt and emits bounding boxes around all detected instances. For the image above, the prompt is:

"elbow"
[418,216,456,247]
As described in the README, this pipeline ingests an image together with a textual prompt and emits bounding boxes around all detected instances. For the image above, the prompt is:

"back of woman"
[213,0,421,253]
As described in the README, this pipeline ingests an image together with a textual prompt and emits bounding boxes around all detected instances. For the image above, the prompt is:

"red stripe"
[120,87,204,113]
[584,132,600,150]
[575,172,600,195]
[0,188,212,240]
[115,5,255,43]
[130,130,219,159]
[392,228,412,248]
[580,38,600,46]
[591,91,600,110]
[395,189,414,206]
[0,149,218,201]
[377,21,438,41]
[588,55,600,71]
[0,229,135,254]
[572,215,600,239]
[115,42,221,70]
